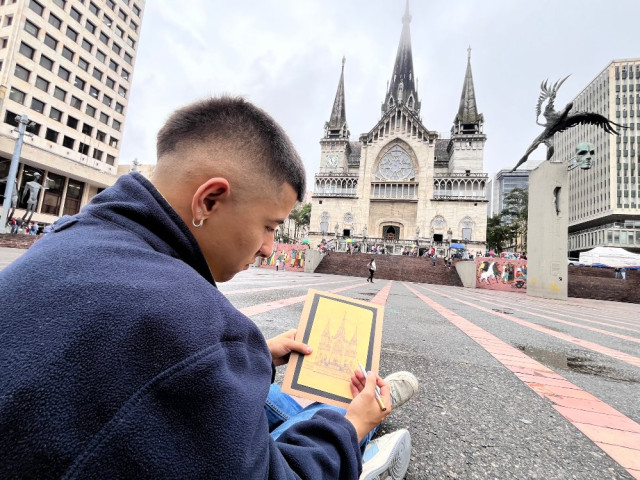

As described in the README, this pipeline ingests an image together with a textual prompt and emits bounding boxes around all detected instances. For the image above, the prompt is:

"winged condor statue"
[512,76,625,172]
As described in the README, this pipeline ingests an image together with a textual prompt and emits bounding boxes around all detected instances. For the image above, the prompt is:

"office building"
[487,160,541,217]
[0,0,144,224]
[554,58,640,254]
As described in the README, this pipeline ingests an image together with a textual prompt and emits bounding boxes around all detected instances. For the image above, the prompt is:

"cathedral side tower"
[311,58,359,239]
[447,48,486,174]
[320,57,351,173]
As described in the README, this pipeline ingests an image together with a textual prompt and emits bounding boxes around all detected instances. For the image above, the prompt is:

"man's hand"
[345,370,391,442]
[267,329,312,366]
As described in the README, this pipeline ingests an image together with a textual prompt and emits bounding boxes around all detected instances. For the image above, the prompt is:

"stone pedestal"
[526,161,568,300]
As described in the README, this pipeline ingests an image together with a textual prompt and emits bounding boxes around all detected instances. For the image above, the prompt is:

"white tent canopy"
[579,247,640,268]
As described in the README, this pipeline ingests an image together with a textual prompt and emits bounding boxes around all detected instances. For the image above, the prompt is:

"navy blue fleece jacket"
[0,173,361,479]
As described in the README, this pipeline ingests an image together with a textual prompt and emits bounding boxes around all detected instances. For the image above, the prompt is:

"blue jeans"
[266,384,378,451]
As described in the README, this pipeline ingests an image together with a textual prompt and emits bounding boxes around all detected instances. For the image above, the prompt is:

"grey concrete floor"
[2,250,638,479]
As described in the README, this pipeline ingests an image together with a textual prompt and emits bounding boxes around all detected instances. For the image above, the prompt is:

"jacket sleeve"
[62,341,361,480]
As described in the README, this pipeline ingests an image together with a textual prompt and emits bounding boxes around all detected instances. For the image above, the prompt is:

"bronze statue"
[512,76,624,171]
[21,173,47,224]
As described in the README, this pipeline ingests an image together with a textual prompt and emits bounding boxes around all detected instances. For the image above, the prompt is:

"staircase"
[568,266,639,304]
[314,252,463,286]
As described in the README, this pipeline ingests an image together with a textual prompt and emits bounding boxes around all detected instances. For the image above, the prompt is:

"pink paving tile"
[225,278,348,295]
[549,396,628,416]
[595,443,640,470]
[515,373,580,389]
[483,346,520,355]
[629,468,640,480]
[530,384,602,401]
[371,281,393,306]
[492,352,531,361]
[497,358,547,369]
[574,423,640,450]
[506,365,563,379]
[239,281,366,317]
[554,406,640,434]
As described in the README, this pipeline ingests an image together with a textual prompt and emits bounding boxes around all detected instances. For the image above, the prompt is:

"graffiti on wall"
[475,257,527,292]
[259,243,309,271]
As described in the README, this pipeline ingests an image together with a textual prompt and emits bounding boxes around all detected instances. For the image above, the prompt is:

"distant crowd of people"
[5,217,52,236]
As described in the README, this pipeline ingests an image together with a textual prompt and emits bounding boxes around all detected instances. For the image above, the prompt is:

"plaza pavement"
[2,247,639,479]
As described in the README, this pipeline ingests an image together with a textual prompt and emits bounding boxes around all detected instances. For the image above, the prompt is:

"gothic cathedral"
[309,3,488,253]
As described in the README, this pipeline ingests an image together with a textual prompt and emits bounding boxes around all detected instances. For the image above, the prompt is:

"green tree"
[485,214,511,252]
[287,202,311,242]
[501,187,529,252]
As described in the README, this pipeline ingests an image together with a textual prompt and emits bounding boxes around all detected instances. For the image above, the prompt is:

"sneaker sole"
[360,430,411,480]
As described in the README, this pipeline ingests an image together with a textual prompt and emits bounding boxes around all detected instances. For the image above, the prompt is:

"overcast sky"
[120,0,640,189]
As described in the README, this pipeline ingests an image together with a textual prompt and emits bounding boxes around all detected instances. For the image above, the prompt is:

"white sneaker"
[360,429,411,480]
[385,371,419,410]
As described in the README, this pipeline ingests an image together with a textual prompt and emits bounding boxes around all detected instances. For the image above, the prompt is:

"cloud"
[120,0,640,187]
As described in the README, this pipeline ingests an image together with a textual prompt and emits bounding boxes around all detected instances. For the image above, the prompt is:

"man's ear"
[191,177,231,222]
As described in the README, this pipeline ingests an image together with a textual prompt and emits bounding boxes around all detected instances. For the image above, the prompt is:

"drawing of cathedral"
[310,312,359,380]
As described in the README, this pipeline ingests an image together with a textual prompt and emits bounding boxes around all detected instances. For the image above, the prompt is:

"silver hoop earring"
[192,217,204,228]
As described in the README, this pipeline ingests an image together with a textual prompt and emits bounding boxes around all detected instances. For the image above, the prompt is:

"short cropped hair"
[157,96,306,201]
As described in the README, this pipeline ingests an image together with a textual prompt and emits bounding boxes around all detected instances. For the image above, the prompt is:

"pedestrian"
[614,267,620,279]
[0,96,418,480]
[432,253,437,266]
[367,258,376,283]
[621,267,626,280]
[281,252,287,271]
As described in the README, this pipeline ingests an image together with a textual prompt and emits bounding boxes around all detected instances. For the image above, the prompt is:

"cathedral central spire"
[382,0,420,116]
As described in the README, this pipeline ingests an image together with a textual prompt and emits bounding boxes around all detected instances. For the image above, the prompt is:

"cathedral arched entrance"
[383,225,399,241]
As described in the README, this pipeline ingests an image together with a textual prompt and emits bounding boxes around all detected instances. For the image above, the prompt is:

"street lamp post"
[1,115,32,230]
[362,225,367,253]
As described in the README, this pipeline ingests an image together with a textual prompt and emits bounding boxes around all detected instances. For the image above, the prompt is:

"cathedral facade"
[309,4,488,254]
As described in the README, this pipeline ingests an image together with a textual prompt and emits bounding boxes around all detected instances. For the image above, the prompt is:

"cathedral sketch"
[310,312,359,381]
[309,2,489,253]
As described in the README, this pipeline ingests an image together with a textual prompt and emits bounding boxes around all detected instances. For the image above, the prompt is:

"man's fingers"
[286,338,313,355]
[365,371,378,391]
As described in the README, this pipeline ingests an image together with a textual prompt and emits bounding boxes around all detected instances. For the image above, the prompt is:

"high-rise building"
[0,0,144,225]
[554,58,640,255]
[309,3,489,253]
[487,160,541,218]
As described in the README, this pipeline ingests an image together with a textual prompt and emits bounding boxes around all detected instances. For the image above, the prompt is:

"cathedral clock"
[325,154,339,168]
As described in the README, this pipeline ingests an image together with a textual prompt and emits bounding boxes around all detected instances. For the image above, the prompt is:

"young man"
[0,97,416,479]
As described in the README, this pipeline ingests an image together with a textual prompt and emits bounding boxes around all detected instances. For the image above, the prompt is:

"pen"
[358,363,387,411]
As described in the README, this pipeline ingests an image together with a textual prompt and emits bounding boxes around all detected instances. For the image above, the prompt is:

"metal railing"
[370,182,418,200]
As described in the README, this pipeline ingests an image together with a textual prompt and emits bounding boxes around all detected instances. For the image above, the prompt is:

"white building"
[309,3,488,253]
[0,0,144,224]
[554,58,640,254]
